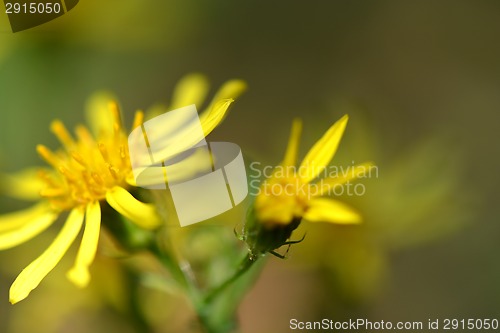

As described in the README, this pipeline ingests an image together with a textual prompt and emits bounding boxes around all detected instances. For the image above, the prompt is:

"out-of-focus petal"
[85,91,118,136]
[9,207,84,304]
[67,201,101,288]
[0,168,45,201]
[317,162,376,197]
[0,202,52,233]
[281,118,302,168]
[201,79,247,115]
[304,198,361,224]
[199,99,234,137]
[105,186,161,230]
[299,115,348,184]
[0,207,59,250]
[170,73,210,110]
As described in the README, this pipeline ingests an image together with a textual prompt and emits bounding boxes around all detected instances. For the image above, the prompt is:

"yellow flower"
[245,115,373,258]
[255,115,373,226]
[0,74,246,304]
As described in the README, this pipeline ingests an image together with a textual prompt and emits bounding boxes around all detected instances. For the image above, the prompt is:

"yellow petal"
[0,202,52,233]
[201,79,247,114]
[282,118,302,167]
[299,115,349,184]
[255,194,296,225]
[304,198,361,224]
[85,91,118,136]
[143,78,246,155]
[199,99,234,137]
[0,168,45,201]
[67,202,101,288]
[105,186,161,230]
[316,162,375,197]
[9,207,84,304]
[0,208,58,250]
[170,73,210,110]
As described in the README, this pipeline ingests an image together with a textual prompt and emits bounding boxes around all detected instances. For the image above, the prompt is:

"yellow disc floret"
[36,103,141,211]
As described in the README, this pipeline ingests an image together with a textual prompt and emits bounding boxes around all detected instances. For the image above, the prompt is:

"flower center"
[37,104,134,211]
[255,175,310,225]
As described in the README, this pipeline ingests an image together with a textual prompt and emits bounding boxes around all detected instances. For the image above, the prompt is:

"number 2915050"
[5,2,62,14]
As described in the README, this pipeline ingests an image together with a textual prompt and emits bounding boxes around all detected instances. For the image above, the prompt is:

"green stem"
[147,238,202,305]
[194,254,260,333]
[204,254,256,304]
[148,233,261,333]
[127,269,156,333]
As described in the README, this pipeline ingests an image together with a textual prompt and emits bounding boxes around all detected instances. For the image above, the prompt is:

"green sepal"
[242,206,302,260]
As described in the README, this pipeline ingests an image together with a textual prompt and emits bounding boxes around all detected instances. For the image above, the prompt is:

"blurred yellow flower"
[244,115,374,259]
[255,115,374,226]
[0,74,246,304]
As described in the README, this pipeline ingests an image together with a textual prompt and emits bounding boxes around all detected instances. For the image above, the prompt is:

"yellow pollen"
[107,164,119,179]
[70,152,87,167]
[119,145,126,160]
[98,142,108,161]
[91,172,104,185]
[36,105,131,210]
[58,166,78,182]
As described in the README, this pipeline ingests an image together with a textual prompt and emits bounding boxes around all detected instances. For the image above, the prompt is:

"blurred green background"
[0,1,499,332]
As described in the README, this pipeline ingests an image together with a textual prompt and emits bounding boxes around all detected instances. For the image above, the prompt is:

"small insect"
[235,212,307,260]
[268,233,307,259]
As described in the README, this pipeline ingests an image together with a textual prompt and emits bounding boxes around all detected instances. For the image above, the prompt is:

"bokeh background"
[0,1,499,332]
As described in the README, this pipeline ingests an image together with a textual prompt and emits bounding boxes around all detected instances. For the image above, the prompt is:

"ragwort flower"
[0,74,246,303]
[245,115,374,258]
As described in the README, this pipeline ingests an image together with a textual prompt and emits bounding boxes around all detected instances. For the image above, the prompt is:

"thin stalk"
[204,253,257,304]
